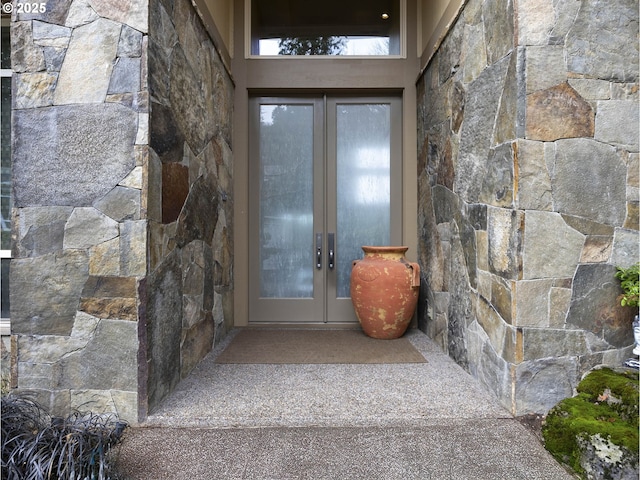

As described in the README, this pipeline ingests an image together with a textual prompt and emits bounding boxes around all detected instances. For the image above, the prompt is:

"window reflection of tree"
[278,36,346,55]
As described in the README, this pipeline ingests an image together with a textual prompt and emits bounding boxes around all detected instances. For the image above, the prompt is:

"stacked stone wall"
[10,0,149,422]
[144,0,234,414]
[417,0,639,415]
[10,0,234,422]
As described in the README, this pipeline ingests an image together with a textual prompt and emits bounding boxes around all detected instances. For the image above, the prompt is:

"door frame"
[232,0,419,327]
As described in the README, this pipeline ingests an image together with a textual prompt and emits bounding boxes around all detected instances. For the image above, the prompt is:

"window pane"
[1,76,10,251]
[336,104,391,297]
[1,259,8,318]
[259,104,314,298]
[258,36,391,56]
[1,22,10,322]
[252,0,400,56]
[1,24,9,69]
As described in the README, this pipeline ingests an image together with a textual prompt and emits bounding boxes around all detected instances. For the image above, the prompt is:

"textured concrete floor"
[115,329,575,479]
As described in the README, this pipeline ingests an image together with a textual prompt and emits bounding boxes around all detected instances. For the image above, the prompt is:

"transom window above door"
[249,0,402,56]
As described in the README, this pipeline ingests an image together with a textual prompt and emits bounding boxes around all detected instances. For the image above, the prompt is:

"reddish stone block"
[162,162,189,224]
[526,83,594,141]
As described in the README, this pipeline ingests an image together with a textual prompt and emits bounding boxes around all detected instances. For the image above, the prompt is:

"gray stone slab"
[11,21,46,73]
[63,207,119,249]
[56,318,138,391]
[43,46,66,72]
[120,220,146,276]
[14,0,72,23]
[15,206,73,257]
[54,17,121,104]
[89,0,148,33]
[551,138,627,227]
[479,142,514,207]
[515,356,579,414]
[146,251,184,410]
[516,139,552,210]
[611,228,640,268]
[108,57,141,94]
[94,185,141,222]
[595,100,640,150]
[565,0,639,82]
[13,103,137,207]
[10,250,89,335]
[525,45,566,92]
[117,24,143,57]
[566,263,636,348]
[65,0,99,27]
[482,0,514,64]
[522,210,584,279]
[455,55,511,202]
[32,20,71,48]
[487,206,522,279]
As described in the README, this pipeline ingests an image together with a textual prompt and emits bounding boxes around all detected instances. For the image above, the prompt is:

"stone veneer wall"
[144,0,233,416]
[10,0,233,422]
[417,0,639,415]
[11,0,149,423]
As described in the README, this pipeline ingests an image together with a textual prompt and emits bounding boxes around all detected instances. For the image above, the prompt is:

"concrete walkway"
[116,329,575,479]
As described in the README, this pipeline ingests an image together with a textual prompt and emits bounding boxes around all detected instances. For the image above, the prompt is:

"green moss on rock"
[542,367,639,479]
[578,368,639,409]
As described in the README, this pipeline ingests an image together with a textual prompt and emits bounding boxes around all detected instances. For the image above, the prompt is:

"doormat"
[214,329,427,364]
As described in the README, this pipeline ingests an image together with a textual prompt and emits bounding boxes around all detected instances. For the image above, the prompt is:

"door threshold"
[245,322,361,330]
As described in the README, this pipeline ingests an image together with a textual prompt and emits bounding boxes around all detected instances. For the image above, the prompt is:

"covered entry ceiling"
[253,0,398,37]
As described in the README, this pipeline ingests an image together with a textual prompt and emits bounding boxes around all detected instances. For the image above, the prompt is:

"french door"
[248,95,402,323]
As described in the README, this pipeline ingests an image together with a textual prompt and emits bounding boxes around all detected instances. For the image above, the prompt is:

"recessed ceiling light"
[381,13,389,20]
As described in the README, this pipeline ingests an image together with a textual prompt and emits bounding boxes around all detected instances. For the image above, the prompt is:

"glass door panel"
[335,103,391,298]
[259,104,314,298]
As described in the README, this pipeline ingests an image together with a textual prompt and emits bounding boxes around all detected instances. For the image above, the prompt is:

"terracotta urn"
[350,246,420,339]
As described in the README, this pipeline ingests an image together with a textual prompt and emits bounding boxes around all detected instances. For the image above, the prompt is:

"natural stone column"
[11,0,150,423]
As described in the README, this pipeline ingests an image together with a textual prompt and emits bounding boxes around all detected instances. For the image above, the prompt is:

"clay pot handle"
[409,262,420,288]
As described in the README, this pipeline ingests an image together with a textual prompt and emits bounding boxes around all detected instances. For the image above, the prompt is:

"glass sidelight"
[249,95,402,323]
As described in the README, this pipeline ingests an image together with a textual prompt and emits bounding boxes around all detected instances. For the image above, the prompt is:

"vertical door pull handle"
[316,233,322,269]
[328,233,335,269]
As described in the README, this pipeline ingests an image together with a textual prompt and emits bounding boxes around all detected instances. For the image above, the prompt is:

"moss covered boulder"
[542,367,639,479]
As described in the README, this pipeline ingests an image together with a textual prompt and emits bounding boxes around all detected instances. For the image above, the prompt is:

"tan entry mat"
[214,329,427,364]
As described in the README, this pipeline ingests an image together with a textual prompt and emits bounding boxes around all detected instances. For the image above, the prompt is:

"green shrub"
[615,263,639,309]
